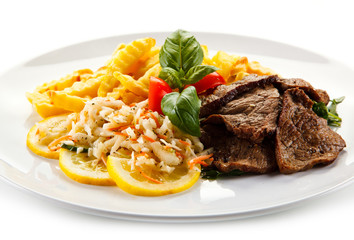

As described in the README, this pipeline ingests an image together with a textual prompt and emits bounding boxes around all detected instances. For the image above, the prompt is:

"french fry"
[30,92,69,118]
[113,72,149,98]
[136,64,161,87]
[106,37,156,75]
[120,90,146,105]
[26,69,93,104]
[234,72,250,81]
[134,46,161,78]
[201,45,213,65]
[49,90,89,113]
[97,75,120,97]
[106,85,145,105]
[59,76,102,98]
[230,57,276,83]
[211,51,240,82]
[247,61,276,76]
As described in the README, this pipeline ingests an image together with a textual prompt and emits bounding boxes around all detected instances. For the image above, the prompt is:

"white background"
[0,0,353,239]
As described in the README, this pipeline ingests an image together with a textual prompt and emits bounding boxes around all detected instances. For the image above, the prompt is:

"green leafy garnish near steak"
[161,86,201,137]
[312,96,345,127]
[159,29,218,89]
[159,29,218,136]
[201,168,246,179]
[61,143,89,153]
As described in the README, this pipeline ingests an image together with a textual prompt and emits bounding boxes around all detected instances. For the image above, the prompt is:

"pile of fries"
[26,37,276,118]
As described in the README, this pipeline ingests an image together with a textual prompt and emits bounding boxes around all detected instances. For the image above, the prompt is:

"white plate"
[0,32,353,222]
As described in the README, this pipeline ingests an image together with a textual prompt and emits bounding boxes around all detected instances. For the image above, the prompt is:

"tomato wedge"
[148,77,172,114]
[187,72,225,94]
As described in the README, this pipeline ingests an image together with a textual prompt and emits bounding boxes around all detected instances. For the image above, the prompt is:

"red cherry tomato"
[187,72,226,94]
[148,76,172,114]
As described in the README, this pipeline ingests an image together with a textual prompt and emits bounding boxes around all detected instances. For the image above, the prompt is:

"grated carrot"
[149,112,160,128]
[48,135,73,151]
[179,139,191,146]
[188,154,214,170]
[175,151,185,159]
[136,166,162,184]
[101,153,107,166]
[107,125,131,132]
[142,135,156,143]
[114,132,129,137]
[157,134,167,140]
[136,152,149,158]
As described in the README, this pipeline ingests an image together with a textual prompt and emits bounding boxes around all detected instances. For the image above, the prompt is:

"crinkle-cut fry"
[97,75,120,97]
[122,47,159,78]
[137,64,161,87]
[113,72,149,98]
[120,90,146,105]
[30,92,69,118]
[109,43,126,61]
[49,90,89,112]
[235,72,250,81]
[106,38,156,74]
[83,66,107,82]
[106,85,145,105]
[26,69,93,104]
[247,61,276,76]
[59,75,102,98]
[231,56,249,74]
[230,56,276,79]
[201,45,213,65]
[211,51,240,82]
[106,85,123,100]
[134,47,161,78]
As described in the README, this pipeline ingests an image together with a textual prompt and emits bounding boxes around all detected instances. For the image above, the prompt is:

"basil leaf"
[159,29,204,73]
[184,65,219,85]
[161,86,201,136]
[158,67,183,90]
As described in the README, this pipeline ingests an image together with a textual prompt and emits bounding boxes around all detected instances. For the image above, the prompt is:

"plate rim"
[0,31,353,222]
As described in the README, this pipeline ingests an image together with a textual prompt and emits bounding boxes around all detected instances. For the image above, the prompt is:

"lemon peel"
[107,156,200,196]
[59,149,115,186]
[26,114,71,159]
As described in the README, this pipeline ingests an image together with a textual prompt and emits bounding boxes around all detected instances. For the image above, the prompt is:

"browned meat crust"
[275,88,346,174]
[201,124,277,174]
[202,85,281,143]
[274,78,330,105]
[199,74,278,117]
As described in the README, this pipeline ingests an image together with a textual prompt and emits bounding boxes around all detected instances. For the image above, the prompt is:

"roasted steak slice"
[199,74,278,117]
[202,85,281,143]
[275,88,346,174]
[201,124,277,173]
[274,77,330,104]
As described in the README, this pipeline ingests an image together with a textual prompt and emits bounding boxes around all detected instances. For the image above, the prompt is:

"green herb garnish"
[161,86,201,137]
[61,143,89,153]
[201,168,246,179]
[312,96,345,127]
[159,29,218,136]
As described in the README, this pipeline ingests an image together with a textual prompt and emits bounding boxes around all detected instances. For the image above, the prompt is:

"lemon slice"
[59,149,115,186]
[27,114,71,159]
[106,156,201,196]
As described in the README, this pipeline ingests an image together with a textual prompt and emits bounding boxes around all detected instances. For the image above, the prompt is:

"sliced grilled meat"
[275,88,346,174]
[202,85,281,143]
[274,77,330,104]
[199,74,278,117]
[201,124,277,174]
